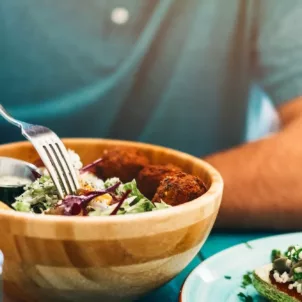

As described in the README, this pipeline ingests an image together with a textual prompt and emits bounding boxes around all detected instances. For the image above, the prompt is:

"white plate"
[181,232,302,302]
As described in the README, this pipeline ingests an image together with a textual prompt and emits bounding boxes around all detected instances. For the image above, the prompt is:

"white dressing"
[0,175,31,187]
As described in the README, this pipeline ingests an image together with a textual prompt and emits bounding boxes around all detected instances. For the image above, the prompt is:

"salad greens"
[11,150,171,216]
[12,176,59,213]
[89,180,170,216]
[12,175,170,216]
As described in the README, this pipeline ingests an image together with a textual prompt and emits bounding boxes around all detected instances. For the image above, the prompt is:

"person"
[1,0,302,230]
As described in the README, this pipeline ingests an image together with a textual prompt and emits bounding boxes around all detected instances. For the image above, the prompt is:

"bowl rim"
[0,138,223,225]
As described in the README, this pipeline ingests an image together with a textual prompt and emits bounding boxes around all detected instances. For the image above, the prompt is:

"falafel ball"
[96,147,149,183]
[137,164,182,199]
[152,172,207,206]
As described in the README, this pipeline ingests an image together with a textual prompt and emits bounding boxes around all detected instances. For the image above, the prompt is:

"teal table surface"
[140,231,282,302]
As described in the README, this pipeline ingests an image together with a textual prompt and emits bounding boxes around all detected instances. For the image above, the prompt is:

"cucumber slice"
[253,264,300,302]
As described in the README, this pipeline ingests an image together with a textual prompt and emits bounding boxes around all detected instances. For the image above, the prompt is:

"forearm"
[204,100,302,230]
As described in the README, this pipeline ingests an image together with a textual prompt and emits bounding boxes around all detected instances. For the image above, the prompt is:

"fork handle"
[0,104,24,128]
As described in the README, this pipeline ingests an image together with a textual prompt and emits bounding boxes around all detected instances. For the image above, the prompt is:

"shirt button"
[111,7,129,25]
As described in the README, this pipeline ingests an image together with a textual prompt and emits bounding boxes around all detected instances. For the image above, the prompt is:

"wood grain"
[0,201,12,211]
[0,139,223,302]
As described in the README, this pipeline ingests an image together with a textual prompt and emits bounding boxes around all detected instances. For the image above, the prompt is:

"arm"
[205,97,302,230]
[205,1,302,230]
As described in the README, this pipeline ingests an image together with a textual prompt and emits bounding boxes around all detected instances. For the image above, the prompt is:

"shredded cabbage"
[12,176,59,213]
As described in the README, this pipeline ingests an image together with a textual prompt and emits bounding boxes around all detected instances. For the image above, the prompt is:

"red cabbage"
[81,181,120,195]
[31,169,42,179]
[62,182,120,216]
[62,192,101,216]
[80,158,103,174]
[110,190,131,215]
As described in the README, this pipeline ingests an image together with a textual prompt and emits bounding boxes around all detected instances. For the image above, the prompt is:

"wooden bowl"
[0,139,223,302]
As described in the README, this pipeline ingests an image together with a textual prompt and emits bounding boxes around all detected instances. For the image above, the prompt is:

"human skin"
[204,97,302,230]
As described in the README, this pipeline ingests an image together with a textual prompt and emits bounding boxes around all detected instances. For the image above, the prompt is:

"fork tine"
[43,144,72,196]
[34,145,65,199]
[49,143,77,194]
[55,141,80,191]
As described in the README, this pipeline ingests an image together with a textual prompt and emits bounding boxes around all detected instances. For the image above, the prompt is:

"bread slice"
[253,264,300,302]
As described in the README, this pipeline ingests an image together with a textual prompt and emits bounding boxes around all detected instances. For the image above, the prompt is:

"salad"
[12,150,171,216]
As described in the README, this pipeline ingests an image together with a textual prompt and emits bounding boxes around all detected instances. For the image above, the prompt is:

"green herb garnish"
[224,275,231,280]
[241,272,253,288]
[244,242,252,249]
[294,272,302,281]
[237,292,253,301]
[271,249,282,262]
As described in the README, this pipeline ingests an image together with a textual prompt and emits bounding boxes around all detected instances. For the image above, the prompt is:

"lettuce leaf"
[118,180,145,202]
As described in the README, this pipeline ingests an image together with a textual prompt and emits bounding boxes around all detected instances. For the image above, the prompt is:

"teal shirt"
[1,0,302,156]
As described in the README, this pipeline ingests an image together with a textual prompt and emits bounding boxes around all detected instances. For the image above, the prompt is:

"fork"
[0,104,80,199]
